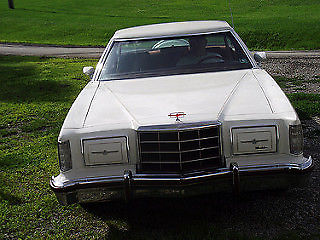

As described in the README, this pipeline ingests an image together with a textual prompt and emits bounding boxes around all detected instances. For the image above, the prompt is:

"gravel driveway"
[262,57,320,94]
[261,57,319,237]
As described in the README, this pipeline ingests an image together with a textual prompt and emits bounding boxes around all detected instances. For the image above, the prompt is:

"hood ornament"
[168,112,186,122]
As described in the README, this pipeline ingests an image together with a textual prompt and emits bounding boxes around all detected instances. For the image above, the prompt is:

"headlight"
[289,124,303,155]
[58,140,72,172]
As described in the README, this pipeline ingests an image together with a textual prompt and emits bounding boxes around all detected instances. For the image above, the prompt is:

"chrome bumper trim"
[50,156,313,205]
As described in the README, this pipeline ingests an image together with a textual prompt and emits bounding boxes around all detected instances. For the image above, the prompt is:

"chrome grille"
[137,123,222,174]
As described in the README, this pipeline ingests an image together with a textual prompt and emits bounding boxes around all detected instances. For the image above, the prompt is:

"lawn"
[0,56,104,239]
[0,55,319,239]
[273,76,320,120]
[0,0,319,50]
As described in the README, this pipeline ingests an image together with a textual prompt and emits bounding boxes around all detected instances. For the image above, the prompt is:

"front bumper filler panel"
[50,156,313,205]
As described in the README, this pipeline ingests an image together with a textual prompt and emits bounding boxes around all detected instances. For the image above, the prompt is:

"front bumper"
[50,156,313,205]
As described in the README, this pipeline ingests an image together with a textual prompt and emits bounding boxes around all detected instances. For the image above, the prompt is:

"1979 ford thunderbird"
[50,21,313,205]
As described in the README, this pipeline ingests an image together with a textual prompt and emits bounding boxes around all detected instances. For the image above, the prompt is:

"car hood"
[83,69,273,128]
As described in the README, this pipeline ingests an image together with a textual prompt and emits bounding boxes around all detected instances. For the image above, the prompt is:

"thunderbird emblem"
[168,112,186,122]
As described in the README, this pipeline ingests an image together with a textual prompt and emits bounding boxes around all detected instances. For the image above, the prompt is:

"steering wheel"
[196,54,223,64]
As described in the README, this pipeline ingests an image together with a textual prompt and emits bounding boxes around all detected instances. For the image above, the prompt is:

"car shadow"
[302,118,320,170]
[81,189,292,239]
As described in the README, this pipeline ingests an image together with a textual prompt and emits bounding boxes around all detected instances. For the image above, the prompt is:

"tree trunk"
[8,0,14,9]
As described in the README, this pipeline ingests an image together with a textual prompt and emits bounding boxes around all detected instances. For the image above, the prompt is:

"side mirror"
[83,66,95,79]
[253,52,267,62]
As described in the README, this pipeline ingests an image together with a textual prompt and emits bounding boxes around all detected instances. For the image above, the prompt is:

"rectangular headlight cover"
[83,137,128,166]
[232,126,277,155]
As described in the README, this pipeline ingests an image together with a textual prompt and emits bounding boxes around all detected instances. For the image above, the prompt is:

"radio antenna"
[227,0,235,29]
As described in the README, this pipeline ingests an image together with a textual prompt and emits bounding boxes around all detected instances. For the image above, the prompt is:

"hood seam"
[104,85,139,127]
[217,71,249,119]
[82,81,101,128]
[252,70,275,114]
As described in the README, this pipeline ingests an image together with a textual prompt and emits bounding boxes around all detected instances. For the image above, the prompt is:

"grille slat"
[140,136,219,144]
[138,123,222,174]
[140,146,219,154]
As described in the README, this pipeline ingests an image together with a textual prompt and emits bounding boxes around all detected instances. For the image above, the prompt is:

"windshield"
[99,32,252,80]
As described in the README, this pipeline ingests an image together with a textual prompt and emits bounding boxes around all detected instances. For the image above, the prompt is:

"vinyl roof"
[113,21,231,39]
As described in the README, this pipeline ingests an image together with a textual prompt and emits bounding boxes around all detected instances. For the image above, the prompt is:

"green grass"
[0,0,319,50]
[273,76,320,119]
[273,76,305,89]
[0,56,319,239]
[0,56,104,239]
[287,93,320,120]
[273,76,289,89]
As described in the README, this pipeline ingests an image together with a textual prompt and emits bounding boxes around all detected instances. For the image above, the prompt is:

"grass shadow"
[18,8,171,20]
[0,174,25,205]
[0,56,76,103]
[0,189,24,205]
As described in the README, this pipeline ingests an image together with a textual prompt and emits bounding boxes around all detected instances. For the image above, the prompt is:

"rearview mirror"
[253,52,267,62]
[83,66,95,79]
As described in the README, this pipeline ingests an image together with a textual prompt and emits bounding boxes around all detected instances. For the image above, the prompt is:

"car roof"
[113,21,231,40]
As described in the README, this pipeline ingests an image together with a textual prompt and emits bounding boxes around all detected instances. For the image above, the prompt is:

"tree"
[8,0,14,9]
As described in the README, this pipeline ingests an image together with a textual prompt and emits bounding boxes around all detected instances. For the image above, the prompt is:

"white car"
[50,21,313,205]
